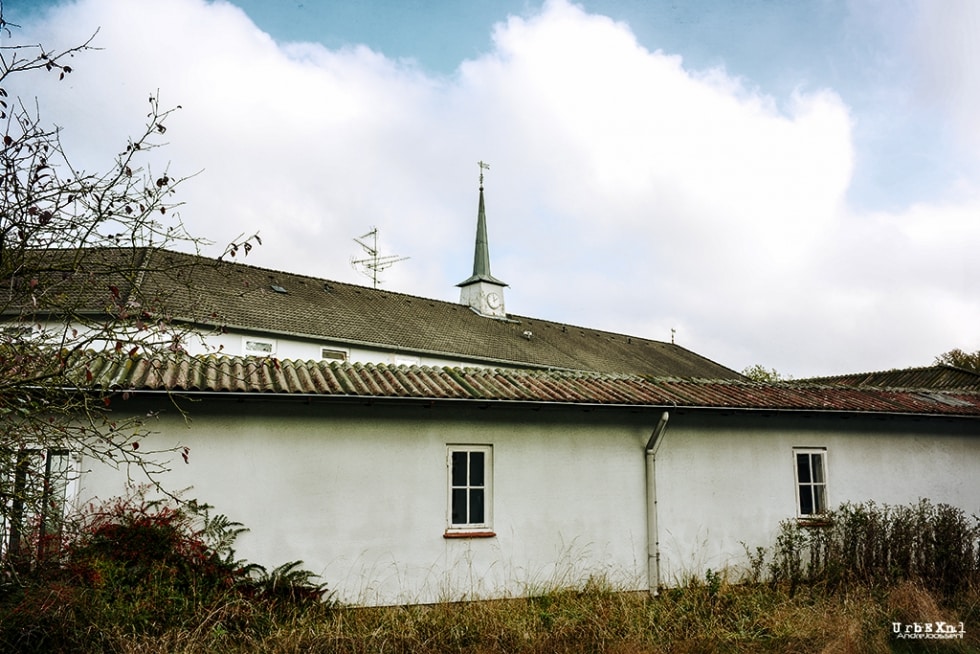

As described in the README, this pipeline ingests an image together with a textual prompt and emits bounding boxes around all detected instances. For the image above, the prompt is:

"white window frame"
[242,337,277,357]
[1,448,76,559]
[320,347,348,362]
[793,448,828,517]
[446,445,493,536]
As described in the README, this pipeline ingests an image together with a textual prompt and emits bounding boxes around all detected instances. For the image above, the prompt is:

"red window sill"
[444,530,496,539]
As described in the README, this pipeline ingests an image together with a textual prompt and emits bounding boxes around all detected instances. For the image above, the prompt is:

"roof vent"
[522,330,533,340]
[270,284,288,294]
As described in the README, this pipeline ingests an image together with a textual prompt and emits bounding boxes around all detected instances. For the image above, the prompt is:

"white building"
[72,357,980,605]
[5,181,980,605]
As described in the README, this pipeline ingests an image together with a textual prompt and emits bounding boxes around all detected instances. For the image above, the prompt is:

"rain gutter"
[90,388,980,420]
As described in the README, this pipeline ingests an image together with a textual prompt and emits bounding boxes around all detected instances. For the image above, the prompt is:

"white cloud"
[10,0,979,377]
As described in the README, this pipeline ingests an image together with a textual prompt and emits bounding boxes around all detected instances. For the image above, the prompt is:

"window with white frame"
[320,347,348,362]
[794,448,827,517]
[447,445,492,533]
[243,337,276,356]
[2,449,71,559]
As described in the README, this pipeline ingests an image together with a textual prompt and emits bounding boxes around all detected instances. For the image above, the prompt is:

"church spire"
[458,161,507,317]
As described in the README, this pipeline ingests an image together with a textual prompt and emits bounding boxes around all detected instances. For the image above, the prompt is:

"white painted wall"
[30,320,514,369]
[194,329,483,368]
[654,412,980,586]
[78,399,652,605]
[76,399,980,605]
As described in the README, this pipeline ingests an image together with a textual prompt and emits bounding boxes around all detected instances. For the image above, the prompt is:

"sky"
[2,0,978,377]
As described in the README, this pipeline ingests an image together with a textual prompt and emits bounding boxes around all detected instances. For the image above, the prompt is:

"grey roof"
[81,352,980,418]
[5,247,741,379]
[799,366,980,392]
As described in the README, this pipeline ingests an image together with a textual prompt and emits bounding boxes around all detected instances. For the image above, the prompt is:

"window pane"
[814,484,826,514]
[469,452,484,486]
[470,489,485,524]
[451,489,467,524]
[451,452,467,487]
[40,451,70,541]
[7,451,32,554]
[811,454,824,483]
[799,486,814,515]
[796,453,811,483]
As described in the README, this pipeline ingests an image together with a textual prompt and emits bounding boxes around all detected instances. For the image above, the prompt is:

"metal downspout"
[645,411,670,597]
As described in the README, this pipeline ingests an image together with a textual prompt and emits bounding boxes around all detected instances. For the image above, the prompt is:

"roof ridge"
[803,363,980,380]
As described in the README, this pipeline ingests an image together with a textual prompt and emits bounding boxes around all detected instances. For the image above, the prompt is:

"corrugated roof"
[81,352,980,417]
[5,248,740,379]
[799,365,980,392]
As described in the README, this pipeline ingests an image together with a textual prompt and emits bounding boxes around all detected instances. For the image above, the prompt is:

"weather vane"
[478,160,490,188]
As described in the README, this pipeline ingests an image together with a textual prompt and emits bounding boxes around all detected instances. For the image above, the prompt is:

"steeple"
[458,161,507,318]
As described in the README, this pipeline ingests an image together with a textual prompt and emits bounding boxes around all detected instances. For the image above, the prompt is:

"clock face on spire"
[486,292,501,310]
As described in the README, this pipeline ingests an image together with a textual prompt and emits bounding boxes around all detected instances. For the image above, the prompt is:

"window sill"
[796,516,832,528]
[443,530,496,539]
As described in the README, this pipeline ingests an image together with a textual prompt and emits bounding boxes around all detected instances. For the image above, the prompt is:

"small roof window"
[270,284,288,294]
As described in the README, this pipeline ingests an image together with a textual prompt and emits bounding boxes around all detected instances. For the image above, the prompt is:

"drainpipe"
[645,411,670,597]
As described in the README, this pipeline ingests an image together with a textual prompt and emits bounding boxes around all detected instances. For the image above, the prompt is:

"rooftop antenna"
[350,227,409,289]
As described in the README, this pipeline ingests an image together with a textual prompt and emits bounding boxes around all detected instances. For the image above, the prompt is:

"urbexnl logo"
[892,621,965,640]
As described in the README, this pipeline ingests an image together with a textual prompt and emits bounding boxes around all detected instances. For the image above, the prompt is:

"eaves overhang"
[103,387,980,421]
[456,273,508,288]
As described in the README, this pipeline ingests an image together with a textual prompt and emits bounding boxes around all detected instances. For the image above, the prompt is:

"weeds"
[83,582,980,653]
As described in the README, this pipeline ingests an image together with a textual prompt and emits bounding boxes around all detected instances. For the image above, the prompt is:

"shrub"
[769,499,980,596]
[0,488,329,652]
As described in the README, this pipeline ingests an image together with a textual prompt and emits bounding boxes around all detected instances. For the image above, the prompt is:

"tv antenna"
[350,227,409,288]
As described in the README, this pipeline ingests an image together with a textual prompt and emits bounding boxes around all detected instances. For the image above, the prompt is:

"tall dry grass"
[94,576,979,654]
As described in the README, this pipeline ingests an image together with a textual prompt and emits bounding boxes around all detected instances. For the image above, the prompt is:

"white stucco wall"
[28,320,509,369]
[78,398,653,605]
[654,411,980,586]
[194,330,476,368]
[76,399,980,605]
